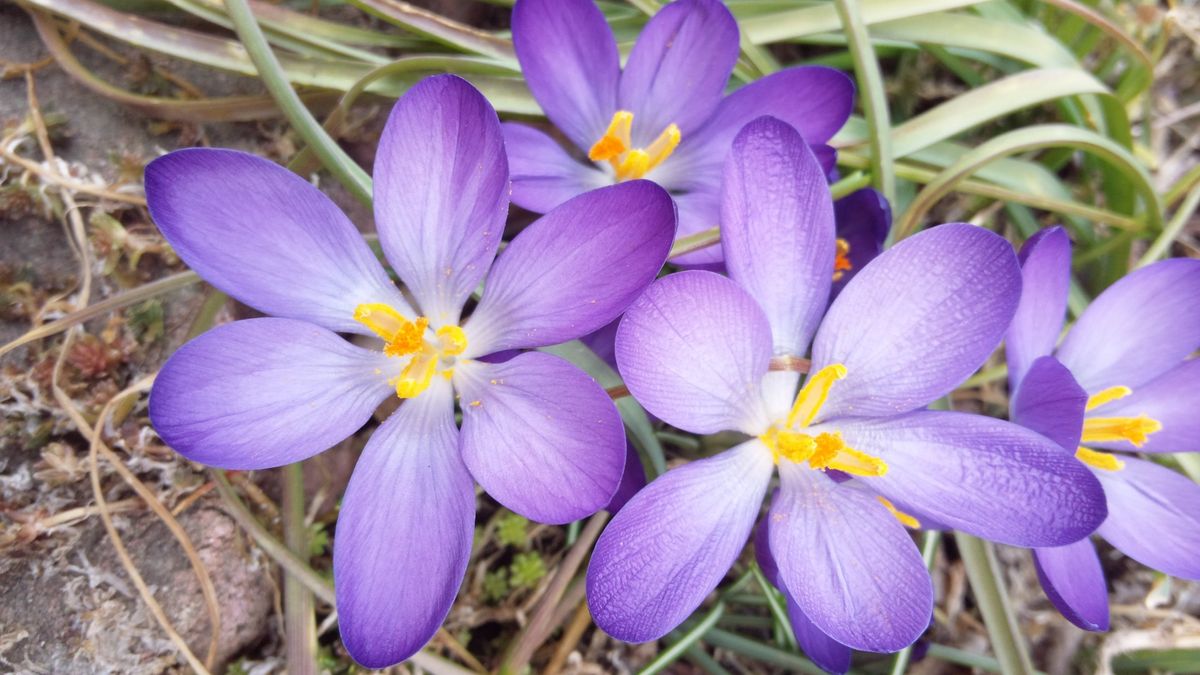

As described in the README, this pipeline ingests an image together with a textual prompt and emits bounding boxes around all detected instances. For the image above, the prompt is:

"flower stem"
[282,462,318,675]
[956,533,1035,675]
[223,0,373,205]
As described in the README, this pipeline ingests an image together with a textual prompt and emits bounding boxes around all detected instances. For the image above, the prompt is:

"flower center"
[588,110,681,181]
[833,238,852,281]
[1073,385,1162,472]
[758,363,888,477]
[354,303,466,399]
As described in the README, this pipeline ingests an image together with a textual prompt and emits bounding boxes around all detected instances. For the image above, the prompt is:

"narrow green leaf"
[957,534,1035,675]
[835,0,895,205]
[638,602,726,675]
[738,0,981,45]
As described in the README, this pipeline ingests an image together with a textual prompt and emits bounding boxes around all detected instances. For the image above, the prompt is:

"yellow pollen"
[761,429,888,477]
[353,302,468,400]
[877,496,921,529]
[1081,414,1162,447]
[787,364,847,429]
[588,110,680,181]
[833,238,852,282]
[1074,447,1125,472]
[1085,385,1132,411]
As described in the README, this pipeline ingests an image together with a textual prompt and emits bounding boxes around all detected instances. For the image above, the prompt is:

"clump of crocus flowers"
[138,3,1200,672]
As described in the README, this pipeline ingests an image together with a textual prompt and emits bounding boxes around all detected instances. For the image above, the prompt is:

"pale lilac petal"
[670,188,725,267]
[606,442,647,514]
[618,0,738,144]
[836,411,1107,547]
[721,116,835,355]
[512,0,619,150]
[1095,457,1200,580]
[455,353,624,524]
[465,181,674,354]
[770,466,932,652]
[1057,258,1200,392]
[149,318,391,470]
[503,122,610,214]
[673,67,855,174]
[1033,539,1109,631]
[1011,355,1087,452]
[831,188,890,297]
[615,271,772,435]
[1088,359,1200,453]
[145,149,406,334]
[1006,227,1071,390]
[374,75,508,323]
[588,442,773,642]
[811,224,1020,418]
[334,380,474,668]
[754,514,853,674]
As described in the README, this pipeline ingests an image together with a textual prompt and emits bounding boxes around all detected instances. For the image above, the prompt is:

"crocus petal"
[770,466,932,652]
[1088,358,1200,453]
[334,379,474,668]
[606,442,648,514]
[588,441,773,642]
[503,122,610,214]
[456,352,624,524]
[721,116,835,355]
[615,271,772,435]
[618,0,739,144]
[465,181,675,355]
[512,0,619,150]
[149,318,391,470]
[670,188,725,267]
[831,188,890,297]
[789,599,855,674]
[1057,258,1200,392]
[811,224,1020,418]
[374,75,508,324]
[1006,227,1071,390]
[1095,457,1200,580]
[754,512,854,674]
[1011,355,1087,452]
[671,67,855,175]
[1032,539,1109,631]
[145,149,407,335]
[836,410,1106,547]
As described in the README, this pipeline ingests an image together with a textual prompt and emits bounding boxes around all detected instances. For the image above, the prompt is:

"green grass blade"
[835,0,895,205]
[957,534,1035,675]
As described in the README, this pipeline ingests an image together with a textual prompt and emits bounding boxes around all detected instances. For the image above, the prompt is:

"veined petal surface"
[1011,355,1088,452]
[465,181,675,354]
[1033,539,1109,631]
[1088,358,1200,453]
[149,318,391,470]
[811,224,1020,418]
[374,75,508,324]
[503,122,610,214]
[334,379,474,668]
[1096,457,1200,580]
[456,353,625,524]
[721,116,835,355]
[512,0,619,150]
[588,441,773,642]
[1057,258,1200,392]
[615,271,772,435]
[1007,227,1071,389]
[838,411,1107,547]
[145,149,407,335]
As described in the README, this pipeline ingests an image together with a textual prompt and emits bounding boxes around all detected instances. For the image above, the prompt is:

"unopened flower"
[1006,227,1200,632]
[508,0,853,265]
[146,75,675,667]
[586,117,1106,666]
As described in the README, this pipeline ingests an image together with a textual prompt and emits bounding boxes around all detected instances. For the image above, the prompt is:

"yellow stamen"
[588,110,680,181]
[354,303,428,356]
[393,349,438,399]
[833,238,852,282]
[877,496,921,528]
[1075,447,1125,472]
[762,429,888,477]
[437,325,468,356]
[1085,385,1132,411]
[1081,414,1162,447]
[786,364,847,429]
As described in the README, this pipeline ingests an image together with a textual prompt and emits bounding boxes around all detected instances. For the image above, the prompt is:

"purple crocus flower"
[1006,227,1200,632]
[585,117,1106,660]
[144,75,676,668]
[507,0,854,265]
